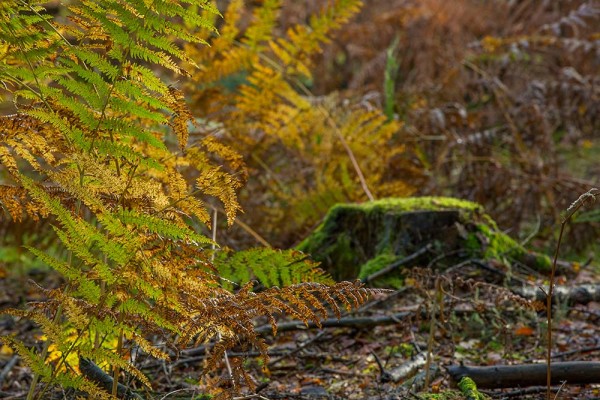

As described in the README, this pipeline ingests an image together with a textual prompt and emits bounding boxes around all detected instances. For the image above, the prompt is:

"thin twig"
[233,394,271,400]
[268,331,327,367]
[552,380,567,400]
[0,356,18,385]
[158,388,194,400]
[325,113,375,201]
[213,205,271,247]
[361,244,432,284]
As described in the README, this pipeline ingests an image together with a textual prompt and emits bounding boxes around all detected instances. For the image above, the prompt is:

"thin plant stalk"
[546,188,598,399]
[112,327,123,397]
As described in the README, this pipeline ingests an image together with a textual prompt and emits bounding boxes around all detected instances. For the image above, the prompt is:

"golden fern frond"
[0,185,49,221]
[183,148,243,224]
[269,0,363,77]
[163,167,211,224]
[243,0,281,50]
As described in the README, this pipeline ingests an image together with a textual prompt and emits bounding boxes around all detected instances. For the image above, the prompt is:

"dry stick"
[0,355,18,385]
[550,344,600,360]
[371,351,392,382]
[213,204,271,248]
[424,277,441,389]
[255,311,412,335]
[79,357,141,400]
[448,362,600,388]
[211,207,234,383]
[232,216,271,248]
[546,188,599,400]
[267,331,327,367]
[389,351,428,383]
[553,380,567,400]
[324,112,375,201]
[361,244,432,284]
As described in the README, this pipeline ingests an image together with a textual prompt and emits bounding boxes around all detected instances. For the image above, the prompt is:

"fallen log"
[447,362,600,388]
[78,357,143,400]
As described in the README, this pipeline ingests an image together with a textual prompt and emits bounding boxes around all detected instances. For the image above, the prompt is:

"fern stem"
[112,327,124,397]
[25,328,52,400]
[28,167,89,400]
[37,317,93,400]
[6,28,52,111]
[211,206,217,262]
[230,214,271,248]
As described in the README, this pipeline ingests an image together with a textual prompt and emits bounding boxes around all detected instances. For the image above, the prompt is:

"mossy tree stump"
[297,197,550,286]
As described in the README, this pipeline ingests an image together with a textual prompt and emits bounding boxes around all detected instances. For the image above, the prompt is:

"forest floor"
[2,259,600,400]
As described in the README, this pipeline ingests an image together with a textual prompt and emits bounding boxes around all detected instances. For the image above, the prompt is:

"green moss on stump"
[297,197,550,286]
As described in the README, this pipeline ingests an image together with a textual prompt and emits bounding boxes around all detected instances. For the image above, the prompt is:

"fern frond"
[215,248,334,290]
[270,0,362,77]
[189,160,243,224]
[0,185,49,221]
[1,1,375,398]
[165,86,193,151]
[189,280,370,370]
[1,336,53,382]
[118,209,211,245]
[243,0,281,50]
[28,247,102,304]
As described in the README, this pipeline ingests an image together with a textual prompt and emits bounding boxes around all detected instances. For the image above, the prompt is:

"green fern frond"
[215,248,334,290]
[28,247,102,304]
[118,209,211,245]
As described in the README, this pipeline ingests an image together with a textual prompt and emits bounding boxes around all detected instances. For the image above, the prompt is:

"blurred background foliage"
[282,0,599,239]
[2,0,600,277]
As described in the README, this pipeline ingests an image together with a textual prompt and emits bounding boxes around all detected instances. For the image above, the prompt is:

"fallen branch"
[179,311,413,358]
[255,311,413,335]
[79,357,143,400]
[482,386,562,398]
[0,355,18,386]
[402,365,439,392]
[389,351,428,383]
[513,284,600,305]
[447,362,600,388]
